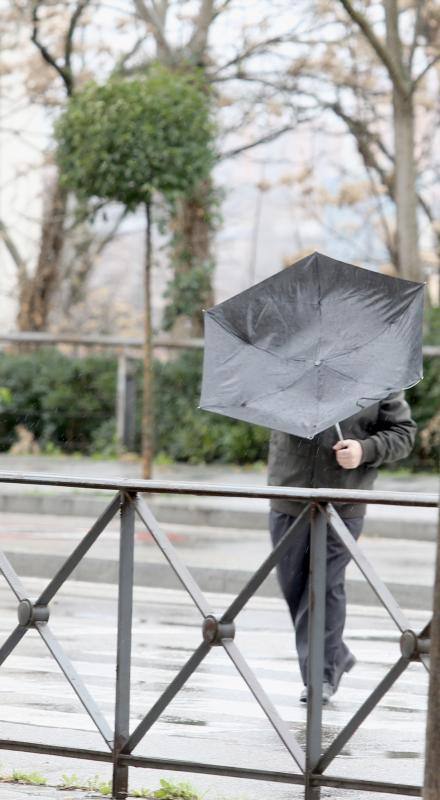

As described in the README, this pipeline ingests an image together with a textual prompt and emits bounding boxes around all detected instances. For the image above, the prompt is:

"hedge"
[0,323,438,470]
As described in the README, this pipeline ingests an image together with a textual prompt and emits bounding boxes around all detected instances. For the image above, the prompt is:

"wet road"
[0,572,430,800]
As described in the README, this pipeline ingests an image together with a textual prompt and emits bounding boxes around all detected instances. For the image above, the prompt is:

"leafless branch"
[219,124,297,160]
[212,34,303,77]
[413,55,440,90]
[31,0,72,94]
[337,0,410,97]
[408,0,423,72]
[95,209,128,255]
[188,0,215,59]
[65,0,92,77]
[0,219,28,284]
[133,0,171,57]
[112,36,146,75]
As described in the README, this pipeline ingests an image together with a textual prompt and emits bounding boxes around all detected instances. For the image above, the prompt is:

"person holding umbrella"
[200,251,424,704]
[268,391,417,704]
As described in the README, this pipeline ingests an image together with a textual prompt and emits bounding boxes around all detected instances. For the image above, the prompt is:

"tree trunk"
[142,202,154,480]
[392,89,420,282]
[424,506,440,799]
[17,176,67,331]
[169,178,215,337]
[384,0,420,283]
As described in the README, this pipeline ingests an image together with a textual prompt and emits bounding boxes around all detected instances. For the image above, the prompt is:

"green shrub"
[0,349,116,453]
[0,322,438,470]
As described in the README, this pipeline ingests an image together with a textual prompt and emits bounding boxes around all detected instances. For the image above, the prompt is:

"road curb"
[0,491,436,541]
[5,550,433,611]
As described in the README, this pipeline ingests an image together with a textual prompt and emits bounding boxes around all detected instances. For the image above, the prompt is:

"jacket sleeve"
[359,391,417,467]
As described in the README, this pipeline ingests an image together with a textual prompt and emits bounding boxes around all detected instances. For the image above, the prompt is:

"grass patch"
[9,770,47,785]
[132,778,203,799]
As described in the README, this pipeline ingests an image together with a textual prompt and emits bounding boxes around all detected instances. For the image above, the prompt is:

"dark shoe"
[332,652,356,695]
[300,653,356,704]
[299,683,333,705]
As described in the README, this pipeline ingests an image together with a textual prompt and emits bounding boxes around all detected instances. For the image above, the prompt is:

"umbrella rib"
[205,364,317,411]
[323,321,400,363]
[206,311,309,366]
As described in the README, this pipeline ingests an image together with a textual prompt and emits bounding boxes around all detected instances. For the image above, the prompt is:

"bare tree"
[214,1,439,283]
[0,1,135,331]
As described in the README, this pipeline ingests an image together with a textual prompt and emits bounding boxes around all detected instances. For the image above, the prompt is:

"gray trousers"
[269,509,363,686]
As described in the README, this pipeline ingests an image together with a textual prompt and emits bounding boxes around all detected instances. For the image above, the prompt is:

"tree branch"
[133,0,172,57]
[218,123,297,160]
[0,218,28,284]
[337,0,410,97]
[413,55,440,90]
[65,0,92,81]
[112,36,146,76]
[408,0,423,72]
[187,0,215,59]
[212,33,304,77]
[31,0,73,94]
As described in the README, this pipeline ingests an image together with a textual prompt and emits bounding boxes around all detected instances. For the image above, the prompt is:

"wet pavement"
[0,574,431,800]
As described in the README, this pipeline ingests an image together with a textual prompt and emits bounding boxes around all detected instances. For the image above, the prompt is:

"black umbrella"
[199,251,424,439]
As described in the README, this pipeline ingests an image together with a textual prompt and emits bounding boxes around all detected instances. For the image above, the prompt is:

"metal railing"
[0,472,437,799]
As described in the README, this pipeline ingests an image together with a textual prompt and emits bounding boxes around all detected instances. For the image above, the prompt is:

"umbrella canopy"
[199,251,424,439]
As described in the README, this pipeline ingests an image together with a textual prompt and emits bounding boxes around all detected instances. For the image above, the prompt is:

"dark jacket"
[267,392,417,518]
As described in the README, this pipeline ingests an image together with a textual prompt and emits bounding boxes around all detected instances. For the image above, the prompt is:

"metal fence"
[0,472,437,799]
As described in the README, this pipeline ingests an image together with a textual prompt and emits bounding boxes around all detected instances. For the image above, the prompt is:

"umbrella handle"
[335,422,344,443]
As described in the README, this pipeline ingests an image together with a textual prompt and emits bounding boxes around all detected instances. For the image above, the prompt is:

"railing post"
[305,505,327,800]
[112,492,136,799]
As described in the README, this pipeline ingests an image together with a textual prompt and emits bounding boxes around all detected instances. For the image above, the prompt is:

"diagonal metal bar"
[36,623,113,748]
[326,504,410,632]
[317,655,409,774]
[222,638,305,773]
[0,551,27,602]
[37,493,121,606]
[124,640,211,755]
[221,504,312,624]
[0,625,27,667]
[133,495,213,618]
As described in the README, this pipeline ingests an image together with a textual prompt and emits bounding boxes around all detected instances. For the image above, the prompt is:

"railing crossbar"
[326,504,410,632]
[0,551,27,602]
[37,622,113,748]
[0,471,435,507]
[0,625,26,667]
[134,494,213,618]
[125,640,211,754]
[317,655,410,773]
[37,493,121,606]
[221,503,312,623]
[222,637,306,772]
